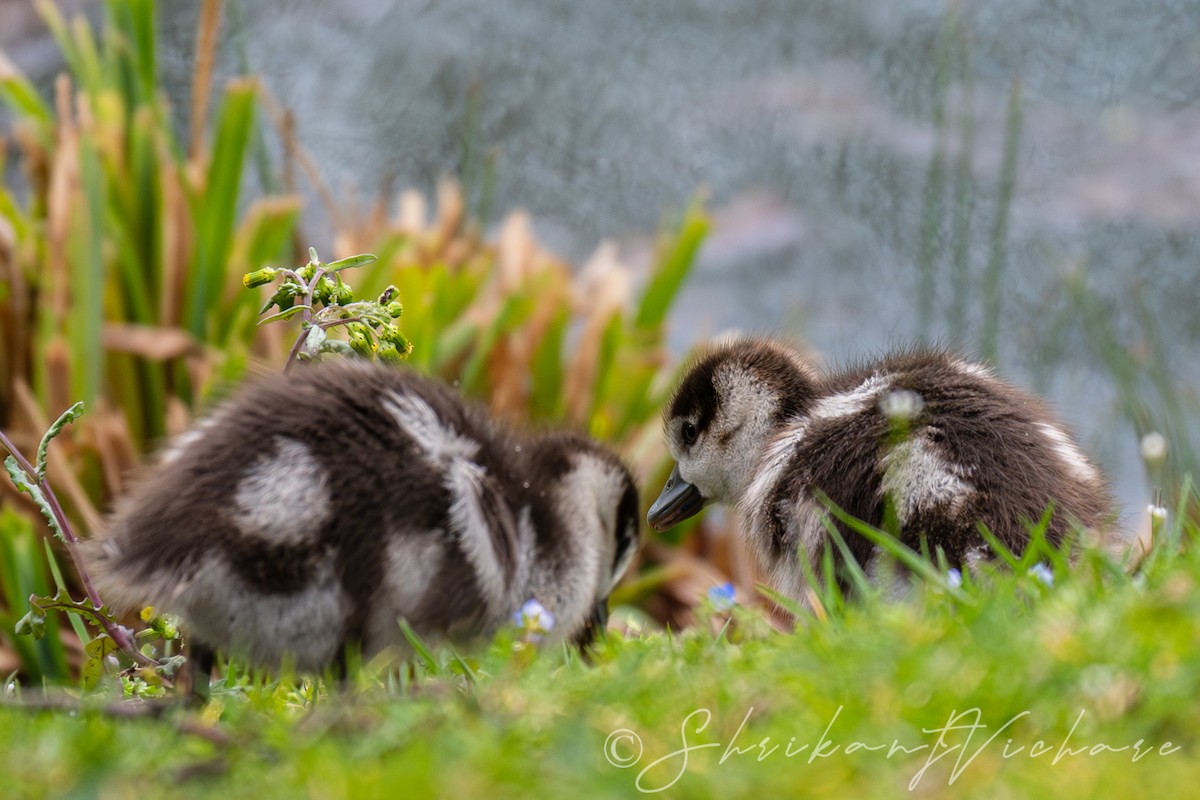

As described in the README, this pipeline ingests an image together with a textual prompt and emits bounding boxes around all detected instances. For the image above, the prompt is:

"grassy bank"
[1,512,1198,798]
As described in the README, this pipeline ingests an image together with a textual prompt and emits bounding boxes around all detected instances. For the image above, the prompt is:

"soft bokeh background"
[158,0,1200,523]
[7,0,1198,521]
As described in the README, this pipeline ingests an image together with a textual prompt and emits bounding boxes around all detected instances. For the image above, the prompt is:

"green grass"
[1,515,1199,799]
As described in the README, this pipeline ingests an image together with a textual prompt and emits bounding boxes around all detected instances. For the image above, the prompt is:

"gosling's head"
[648,337,818,531]
[528,433,641,643]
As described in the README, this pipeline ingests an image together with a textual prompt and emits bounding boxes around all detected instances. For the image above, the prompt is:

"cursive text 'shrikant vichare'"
[604,706,1180,793]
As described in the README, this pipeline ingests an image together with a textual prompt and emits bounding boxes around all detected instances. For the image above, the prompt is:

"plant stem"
[0,430,156,666]
[282,266,324,374]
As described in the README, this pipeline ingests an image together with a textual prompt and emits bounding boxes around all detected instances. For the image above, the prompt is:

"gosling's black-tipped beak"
[647,464,706,532]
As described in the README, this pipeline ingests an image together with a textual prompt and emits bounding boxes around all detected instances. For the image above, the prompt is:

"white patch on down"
[233,438,330,545]
[879,433,974,525]
[763,494,830,603]
[741,420,809,545]
[124,555,351,672]
[953,359,995,382]
[865,550,913,602]
[160,428,205,465]
[963,545,991,570]
[382,391,514,615]
[382,392,478,465]
[160,407,232,465]
[366,532,446,651]
[740,423,832,606]
[529,454,620,641]
[446,458,510,613]
[810,374,892,421]
[608,526,638,594]
[1037,423,1101,484]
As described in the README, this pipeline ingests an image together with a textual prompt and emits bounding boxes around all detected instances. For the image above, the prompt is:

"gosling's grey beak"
[647,463,706,532]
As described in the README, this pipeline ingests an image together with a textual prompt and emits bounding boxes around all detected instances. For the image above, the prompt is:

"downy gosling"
[87,360,640,674]
[647,337,1111,602]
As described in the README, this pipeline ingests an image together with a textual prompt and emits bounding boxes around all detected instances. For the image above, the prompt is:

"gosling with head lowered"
[87,360,640,679]
[648,337,1112,603]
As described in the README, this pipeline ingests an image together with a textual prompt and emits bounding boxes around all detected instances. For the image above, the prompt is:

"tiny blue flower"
[946,568,963,589]
[514,598,556,642]
[1028,563,1054,587]
[707,582,736,612]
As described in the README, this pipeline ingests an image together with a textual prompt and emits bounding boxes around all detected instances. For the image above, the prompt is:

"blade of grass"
[187,79,257,340]
[42,538,89,648]
[819,515,874,599]
[530,307,568,420]
[68,139,106,408]
[980,79,1022,363]
[397,619,442,677]
[814,490,973,603]
[948,16,975,345]
[915,12,955,342]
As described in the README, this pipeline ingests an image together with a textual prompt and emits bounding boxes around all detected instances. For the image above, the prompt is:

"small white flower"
[1028,563,1054,587]
[879,389,924,422]
[1139,432,1167,465]
[946,568,963,589]
[1147,504,1168,522]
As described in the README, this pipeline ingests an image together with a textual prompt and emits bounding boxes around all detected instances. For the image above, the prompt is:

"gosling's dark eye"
[682,421,698,445]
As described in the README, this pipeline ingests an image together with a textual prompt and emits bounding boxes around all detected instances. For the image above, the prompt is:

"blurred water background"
[6,0,1200,526]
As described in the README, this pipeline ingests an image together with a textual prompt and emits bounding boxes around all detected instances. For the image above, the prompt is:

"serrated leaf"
[158,655,187,679]
[5,456,64,542]
[36,402,84,481]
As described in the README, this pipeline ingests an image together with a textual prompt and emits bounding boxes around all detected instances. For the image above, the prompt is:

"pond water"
[20,0,1200,526]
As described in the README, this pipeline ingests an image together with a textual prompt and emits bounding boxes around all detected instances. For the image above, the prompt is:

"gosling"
[87,360,640,675]
[647,337,1112,602]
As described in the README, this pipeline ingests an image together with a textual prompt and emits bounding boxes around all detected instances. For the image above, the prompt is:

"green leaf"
[14,607,46,640]
[35,402,84,482]
[0,70,52,127]
[188,79,258,339]
[634,200,708,329]
[82,634,119,690]
[4,456,65,543]
[530,307,568,419]
[257,305,307,326]
[324,253,378,273]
